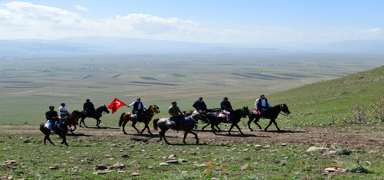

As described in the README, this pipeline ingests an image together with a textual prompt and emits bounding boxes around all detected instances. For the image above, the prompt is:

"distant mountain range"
[0,36,383,55]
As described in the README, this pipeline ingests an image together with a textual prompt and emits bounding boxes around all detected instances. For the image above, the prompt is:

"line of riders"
[45,95,273,134]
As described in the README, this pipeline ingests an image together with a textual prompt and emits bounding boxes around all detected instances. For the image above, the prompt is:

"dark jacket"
[133,101,144,111]
[193,100,207,110]
[257,98,270,110]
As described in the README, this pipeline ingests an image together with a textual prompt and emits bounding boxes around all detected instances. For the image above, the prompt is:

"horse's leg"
[272,119,281,131]
[157,131,163,142]
[210,123,217,134]
[161,131,171,145]
[131,121,140,134]
[264,120,273,131]
[81,118,88,128]
[247,116,254,131]
[254,117,262,129]
[202,122,210,130]
[189,131,199,144]
[228,124,235,135]
[215,124,221,132]
[182,132,188,144]
[46,135,55,146]
[122,120,128,134]
[235,124,244,135]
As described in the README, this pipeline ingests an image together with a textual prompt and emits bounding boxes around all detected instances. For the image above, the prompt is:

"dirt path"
[1,124,383,148]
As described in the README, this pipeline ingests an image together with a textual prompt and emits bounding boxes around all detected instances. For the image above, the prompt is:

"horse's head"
[149,105,160,113]
[281,104,291,114]
[72,110,81,119]
[241,106,249,118]
[101,105,110,114]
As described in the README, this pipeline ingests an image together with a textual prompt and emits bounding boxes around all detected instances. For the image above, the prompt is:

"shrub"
[368,95,384,122]
[23,139,31,143]
[348,163,369,173]
[346,103,367,124]
[336,148,352,155]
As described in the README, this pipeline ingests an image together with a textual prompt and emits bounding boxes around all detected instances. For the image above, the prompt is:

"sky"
[0,0,383,44]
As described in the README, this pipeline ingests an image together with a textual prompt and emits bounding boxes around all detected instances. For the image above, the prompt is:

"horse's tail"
[153,118,159,131]
[118,113,125,127]
[39,123,45,132]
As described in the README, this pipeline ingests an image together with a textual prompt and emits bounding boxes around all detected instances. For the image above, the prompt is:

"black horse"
[65,110,81,134]
[245,104,291,131]
[204,107,248,135]
[40,110,81,146]
[79,105,110,128]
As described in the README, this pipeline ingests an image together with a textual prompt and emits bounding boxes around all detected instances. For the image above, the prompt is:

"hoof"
[52,144,56,146]
[264,129,268,131]
[196,141,199,145]
[250,129,253,131]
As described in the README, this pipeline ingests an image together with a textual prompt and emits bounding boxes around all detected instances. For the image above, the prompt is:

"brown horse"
[118,105,160,135]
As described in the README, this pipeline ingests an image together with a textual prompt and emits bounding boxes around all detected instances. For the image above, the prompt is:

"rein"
[186,115,197,125]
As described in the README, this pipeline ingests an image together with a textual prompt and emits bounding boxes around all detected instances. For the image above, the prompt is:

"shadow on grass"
[215,133,268,138]
[79,126,119,130]
[67,133,93,137]
[264,129,306,133]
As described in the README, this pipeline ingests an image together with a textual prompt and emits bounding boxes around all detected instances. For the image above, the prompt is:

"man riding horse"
[168,101,185,133]
[127,98,145,123]
[83,99,95,117]
[193,97,207,113]
[45,106,59,134]
[221,97,233,123]
[255,94,272,118]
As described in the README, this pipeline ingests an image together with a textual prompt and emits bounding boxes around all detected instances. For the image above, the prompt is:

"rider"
[83,99,95,117]
[59,103,68,118]
[255,94,272,117]
[45,106,59,134]
[127,98,146,123]
[168,101,185,133]
[220,97,233,123]
[193,97,207,113]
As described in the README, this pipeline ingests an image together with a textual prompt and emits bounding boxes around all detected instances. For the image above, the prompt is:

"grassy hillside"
[239,65,384,128]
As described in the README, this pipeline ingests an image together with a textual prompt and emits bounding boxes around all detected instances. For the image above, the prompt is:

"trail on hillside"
[2,125,383,148]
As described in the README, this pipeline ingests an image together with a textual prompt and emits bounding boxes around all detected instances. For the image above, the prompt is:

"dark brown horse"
[119,105,160,135]
[79,105,109,128]
[153,112,208,145]
[204,107,248,135]
[245,104,291,131]
[40,110,81,146]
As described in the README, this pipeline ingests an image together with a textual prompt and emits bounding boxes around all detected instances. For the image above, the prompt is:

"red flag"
[108,98,126,114]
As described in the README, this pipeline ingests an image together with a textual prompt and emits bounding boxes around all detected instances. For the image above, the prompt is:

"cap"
[199,97,203,99]
[171,101,177,104]
[260,94,265,97]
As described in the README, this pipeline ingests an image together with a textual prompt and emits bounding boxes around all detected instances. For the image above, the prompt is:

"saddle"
[167,118,183,129]
[217,113,227,118]
[130,114,137,119]
[252,109,261,115]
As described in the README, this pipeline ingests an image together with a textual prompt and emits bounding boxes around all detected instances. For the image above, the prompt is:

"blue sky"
[0,0,383,43]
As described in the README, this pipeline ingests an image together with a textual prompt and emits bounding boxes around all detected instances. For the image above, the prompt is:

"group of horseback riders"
[45,99,97,134]
[45,94,272,134]
[167,94,273,133]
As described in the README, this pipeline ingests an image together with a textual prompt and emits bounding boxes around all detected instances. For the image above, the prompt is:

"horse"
[183,108,220,129]
[118,105,160,135]
[39,110,81,146]
[64,110,81,134]
[153,112,209,145]
[78,105,110,128]
[204,107,248,135]
[245,104,291,131]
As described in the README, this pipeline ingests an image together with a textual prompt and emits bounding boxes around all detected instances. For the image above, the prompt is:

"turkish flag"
[108,98,126,114]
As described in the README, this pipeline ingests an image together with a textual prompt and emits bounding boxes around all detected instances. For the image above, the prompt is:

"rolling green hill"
[238,65,384,127]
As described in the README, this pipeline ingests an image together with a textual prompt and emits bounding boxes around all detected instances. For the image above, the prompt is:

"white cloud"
[0,2,382,43]
[75,5,89,12]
